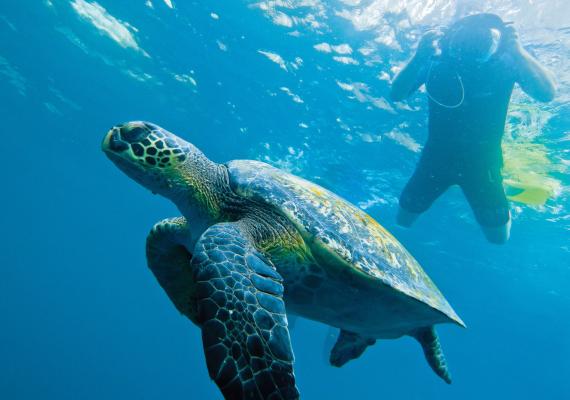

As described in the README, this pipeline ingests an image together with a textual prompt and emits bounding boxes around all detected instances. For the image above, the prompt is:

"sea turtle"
[102,121,465,400]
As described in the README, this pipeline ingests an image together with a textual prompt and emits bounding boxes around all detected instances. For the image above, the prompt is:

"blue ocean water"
[1,1,568,399]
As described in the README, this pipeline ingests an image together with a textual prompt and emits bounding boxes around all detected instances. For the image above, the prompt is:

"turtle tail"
[411,326,452,384]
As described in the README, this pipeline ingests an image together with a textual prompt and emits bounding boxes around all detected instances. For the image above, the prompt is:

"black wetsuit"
[399,56,515,226]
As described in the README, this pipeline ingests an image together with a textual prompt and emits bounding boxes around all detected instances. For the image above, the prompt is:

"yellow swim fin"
[504,179,554,206]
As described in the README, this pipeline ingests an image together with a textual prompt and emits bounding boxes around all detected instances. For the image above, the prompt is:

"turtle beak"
[102,127,129,153]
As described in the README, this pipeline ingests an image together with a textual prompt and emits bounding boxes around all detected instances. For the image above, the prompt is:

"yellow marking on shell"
[309,185,326,197]
[272,166,432,287]
[352,204,429,282]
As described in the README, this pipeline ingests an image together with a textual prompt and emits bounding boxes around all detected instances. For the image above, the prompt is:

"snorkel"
[440,13,506,66]
[425,13,507,108]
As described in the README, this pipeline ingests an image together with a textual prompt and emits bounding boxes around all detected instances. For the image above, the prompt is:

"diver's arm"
[503,25,556,102]
[390,31,442,101]
[390,57,426,101]
[513,48,556,102]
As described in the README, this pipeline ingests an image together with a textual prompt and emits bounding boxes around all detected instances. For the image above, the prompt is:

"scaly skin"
[192,222,299,399]
[146,217,198,323]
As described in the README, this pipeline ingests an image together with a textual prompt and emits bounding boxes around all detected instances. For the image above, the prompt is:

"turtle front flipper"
[146,217,196,321]
[410,326,452,384]
[192,222,299,400]
[329,329,376,367]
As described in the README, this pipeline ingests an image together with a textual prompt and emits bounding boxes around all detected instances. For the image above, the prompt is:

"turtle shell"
[227,160,464,326]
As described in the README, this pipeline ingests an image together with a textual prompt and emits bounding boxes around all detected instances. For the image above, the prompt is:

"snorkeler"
[390,13,556,244]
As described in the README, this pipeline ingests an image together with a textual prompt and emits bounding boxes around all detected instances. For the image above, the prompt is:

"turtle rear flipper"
[329,330,376,367]
[411,326,452,384]
[193,222,299,400]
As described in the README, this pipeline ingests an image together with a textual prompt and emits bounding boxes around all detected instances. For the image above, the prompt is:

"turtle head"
[103,121,222,216]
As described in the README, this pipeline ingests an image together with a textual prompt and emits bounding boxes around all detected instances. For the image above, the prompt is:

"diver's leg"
[481,217,511,244]
[461,166,511,244]
[398,155,449,227]
[396,207,421,227]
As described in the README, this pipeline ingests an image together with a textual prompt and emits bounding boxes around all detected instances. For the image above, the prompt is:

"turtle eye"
[120,124,150,143]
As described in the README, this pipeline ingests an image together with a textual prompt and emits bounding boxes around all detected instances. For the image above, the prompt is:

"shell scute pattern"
[227,160,462,323]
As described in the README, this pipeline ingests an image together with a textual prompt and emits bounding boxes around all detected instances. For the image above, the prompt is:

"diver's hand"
[501,24,524,56]
[500,22,556,102]
[414,30,444,61]
[500,23,532,71]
